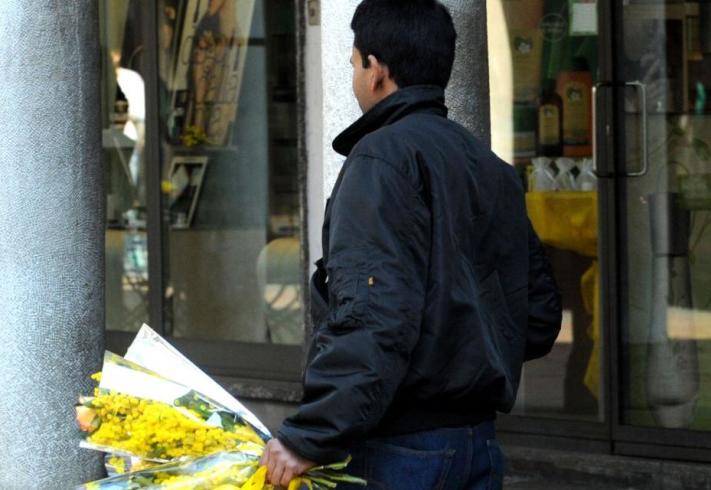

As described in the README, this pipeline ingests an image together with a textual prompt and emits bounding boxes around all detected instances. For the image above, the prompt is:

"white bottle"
[529,157,557,192]
[555,158,577,191]
[578,158,598,191]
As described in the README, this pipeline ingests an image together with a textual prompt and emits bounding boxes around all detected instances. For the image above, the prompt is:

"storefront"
[488,0,711,463]
[101,0,307,414]
[100,0,711,466]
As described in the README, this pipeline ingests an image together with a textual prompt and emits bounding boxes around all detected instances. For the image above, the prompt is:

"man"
[261,1,562,488]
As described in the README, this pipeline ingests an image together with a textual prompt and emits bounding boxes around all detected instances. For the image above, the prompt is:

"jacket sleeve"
[277,155,430,463]
[525,219,562,361]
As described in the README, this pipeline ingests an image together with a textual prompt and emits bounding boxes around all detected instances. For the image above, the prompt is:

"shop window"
[487,0,602,421]
[101,0,305,384]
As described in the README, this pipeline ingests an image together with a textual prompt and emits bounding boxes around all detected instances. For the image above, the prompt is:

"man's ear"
[367,54,388,91]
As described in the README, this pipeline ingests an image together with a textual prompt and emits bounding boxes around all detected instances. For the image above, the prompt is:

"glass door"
[488,0,606,432]
[612,0,711,455]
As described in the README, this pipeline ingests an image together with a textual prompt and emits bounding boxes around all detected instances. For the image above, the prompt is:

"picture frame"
[168,0,257,146]
[168,155,209,229]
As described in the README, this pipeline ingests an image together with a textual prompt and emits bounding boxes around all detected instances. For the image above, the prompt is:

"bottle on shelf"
[557,57,593,157]
[514,104,538,163]
[577,158,598,191]
[537,78,564,157]
[529,157,557,192]
[555,157,577,191]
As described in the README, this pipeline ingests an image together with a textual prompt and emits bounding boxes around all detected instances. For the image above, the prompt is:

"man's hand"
[260,438,315,487]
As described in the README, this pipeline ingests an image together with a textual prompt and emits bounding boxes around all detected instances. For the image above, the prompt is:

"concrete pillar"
[320,0,363,198]
[0,1,105,488]
[444,0,491,145]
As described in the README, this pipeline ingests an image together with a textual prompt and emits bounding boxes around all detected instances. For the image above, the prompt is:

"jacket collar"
[332,85,448,156]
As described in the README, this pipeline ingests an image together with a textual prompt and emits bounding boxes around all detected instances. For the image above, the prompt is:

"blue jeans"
[338,421,504,490]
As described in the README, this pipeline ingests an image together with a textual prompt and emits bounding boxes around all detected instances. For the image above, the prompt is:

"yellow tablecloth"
[526,192,598,257]
[526,191,600,397]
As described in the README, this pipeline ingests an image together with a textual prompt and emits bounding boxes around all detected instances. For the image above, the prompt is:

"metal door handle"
[593,80,649,177]
[625,81,648,177]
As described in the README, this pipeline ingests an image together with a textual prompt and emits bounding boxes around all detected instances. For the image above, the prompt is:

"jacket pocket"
[326,260,370,331]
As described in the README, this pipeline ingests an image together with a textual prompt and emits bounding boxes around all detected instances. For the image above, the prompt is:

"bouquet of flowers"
[75,325,365,490]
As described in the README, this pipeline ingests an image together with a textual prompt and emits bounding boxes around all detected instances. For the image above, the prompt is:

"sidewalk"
[502,445,711,490]
[504,476,628,489]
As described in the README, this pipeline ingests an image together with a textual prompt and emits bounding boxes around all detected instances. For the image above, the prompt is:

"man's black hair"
[351,0,457,89]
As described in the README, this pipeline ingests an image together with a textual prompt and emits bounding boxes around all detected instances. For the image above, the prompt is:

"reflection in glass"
[167,156,209,229]
[620,1,711,432]
[102,0,150,332]
[488,0,601,420]
[158,0,303,344]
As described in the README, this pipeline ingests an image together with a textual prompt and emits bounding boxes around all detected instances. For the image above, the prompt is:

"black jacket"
[278,86,561,462]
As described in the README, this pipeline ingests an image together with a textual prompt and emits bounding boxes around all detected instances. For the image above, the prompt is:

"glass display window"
[488,0,602,422]
[489,0,711,461]
[101,0,306,385]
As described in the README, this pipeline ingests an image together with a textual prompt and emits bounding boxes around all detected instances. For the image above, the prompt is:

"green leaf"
[304,477,338,488]
[306,471,365,483]
[309,456,352,472]
[174,391,214,419]
[219,411,237,431]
